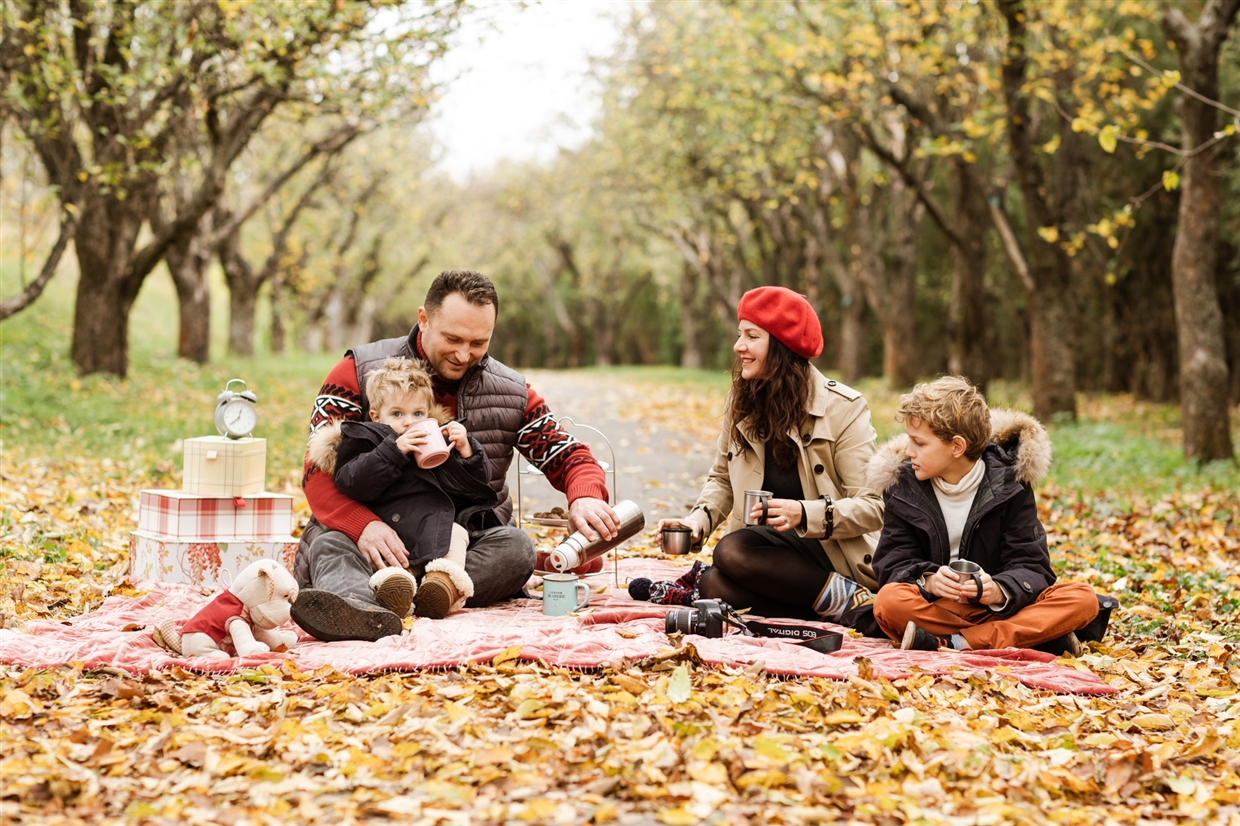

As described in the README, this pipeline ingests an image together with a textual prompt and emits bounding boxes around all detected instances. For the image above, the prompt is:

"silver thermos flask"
[549,499,646,572]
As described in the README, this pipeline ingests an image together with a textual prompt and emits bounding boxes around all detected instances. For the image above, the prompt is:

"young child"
[867,376,1099,655]
[307,357,500,620]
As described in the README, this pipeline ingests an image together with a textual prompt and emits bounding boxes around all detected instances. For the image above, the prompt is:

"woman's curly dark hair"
[728,335,812,467]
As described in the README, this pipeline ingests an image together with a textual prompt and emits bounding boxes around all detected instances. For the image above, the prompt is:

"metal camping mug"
[949,559,984,603]
[661,527,693,555]
[743,490,773,526]
[542,573,590,616]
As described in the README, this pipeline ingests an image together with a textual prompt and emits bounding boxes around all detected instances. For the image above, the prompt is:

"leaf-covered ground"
[3,370,1240,825]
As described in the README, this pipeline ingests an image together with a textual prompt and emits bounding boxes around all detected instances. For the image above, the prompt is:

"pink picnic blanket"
[0,559,1113,694]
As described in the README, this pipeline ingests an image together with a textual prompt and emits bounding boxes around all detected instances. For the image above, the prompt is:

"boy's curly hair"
[365,357,434,414]
[896,376,991,461]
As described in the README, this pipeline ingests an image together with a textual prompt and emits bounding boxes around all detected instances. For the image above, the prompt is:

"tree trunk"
[997,0,1079,421]
[679,263,702,369]
[217,225,263,358]
[839,296,867,384]
[270,274,286,355]
[543,320,560,369]
[1224,258,1240,404]
[568,321,584,368]
[229,284,259,359]
[948,159,990,390]
[349,298,376,350]
[302,325,324,354]
[69,201,145,377]
[1163,0,1239,461]
[1027,285,1077,418]
[70,265,139,378]
[165,235,212,364]
[595,323,616,367]
[882,178,921,389]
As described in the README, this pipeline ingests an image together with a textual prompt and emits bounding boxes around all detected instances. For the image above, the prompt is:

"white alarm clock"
[214,378,258,439]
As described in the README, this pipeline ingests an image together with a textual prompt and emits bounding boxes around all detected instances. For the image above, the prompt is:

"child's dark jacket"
[308,419,501,568]
[865,410,1054,619]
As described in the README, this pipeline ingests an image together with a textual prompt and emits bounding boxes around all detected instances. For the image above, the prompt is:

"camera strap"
[742,619,844,654]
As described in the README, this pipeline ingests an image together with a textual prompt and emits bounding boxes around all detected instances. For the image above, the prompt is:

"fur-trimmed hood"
[865,408,1052,494]
[307,405,452,476]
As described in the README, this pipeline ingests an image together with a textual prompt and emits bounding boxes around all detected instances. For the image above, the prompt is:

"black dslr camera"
[665,599,732,638]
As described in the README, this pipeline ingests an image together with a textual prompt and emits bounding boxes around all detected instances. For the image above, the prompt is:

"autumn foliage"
[2,360,1239,823]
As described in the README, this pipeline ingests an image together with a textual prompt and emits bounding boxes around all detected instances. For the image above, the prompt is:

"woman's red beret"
[736,286,823,359]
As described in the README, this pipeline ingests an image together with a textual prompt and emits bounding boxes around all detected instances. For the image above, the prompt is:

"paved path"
[504,370,729,530]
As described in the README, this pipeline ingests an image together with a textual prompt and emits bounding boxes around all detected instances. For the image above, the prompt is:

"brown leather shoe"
[414,571,461,620]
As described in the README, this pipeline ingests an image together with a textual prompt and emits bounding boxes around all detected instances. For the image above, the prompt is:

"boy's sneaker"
[813,573,871,620]
[370,568,416,618]
[291,589,402,642]
[900,621,953,652]
[1074,594,1119,643]
[414,571,461,620]
[1033,632,1081,658]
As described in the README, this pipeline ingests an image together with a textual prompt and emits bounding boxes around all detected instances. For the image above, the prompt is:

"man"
[292,270,620,641]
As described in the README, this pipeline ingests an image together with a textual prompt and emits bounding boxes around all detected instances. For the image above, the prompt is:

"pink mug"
[410,418,450,469]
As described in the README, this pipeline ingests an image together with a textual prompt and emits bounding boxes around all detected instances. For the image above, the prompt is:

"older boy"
[867,376,1098,654]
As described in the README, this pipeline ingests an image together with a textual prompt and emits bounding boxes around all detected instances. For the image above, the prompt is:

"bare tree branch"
[0,208,78,320]
[987,198,1034,293]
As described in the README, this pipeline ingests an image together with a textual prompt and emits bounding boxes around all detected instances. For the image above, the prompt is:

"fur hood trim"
[307,404,453,477]
[865,408,1052,494]
[308,420,345,476]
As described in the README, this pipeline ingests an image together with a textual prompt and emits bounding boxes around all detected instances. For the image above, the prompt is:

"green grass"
[857,376,1240,500]
[3,265,1237,500]
[1,264,337,490]
[1048,419,1239,495]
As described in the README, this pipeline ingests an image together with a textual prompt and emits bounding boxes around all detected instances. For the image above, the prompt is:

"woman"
[657,286,884,620]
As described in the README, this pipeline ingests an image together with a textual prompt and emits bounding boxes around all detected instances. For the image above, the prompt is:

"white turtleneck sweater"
[931,457,985,559]
[930,458,1010,611]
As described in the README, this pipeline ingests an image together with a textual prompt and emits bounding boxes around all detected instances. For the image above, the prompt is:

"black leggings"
[698,526,835,620]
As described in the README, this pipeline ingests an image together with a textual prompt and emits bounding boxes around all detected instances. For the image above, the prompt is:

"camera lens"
[665,609,695,634]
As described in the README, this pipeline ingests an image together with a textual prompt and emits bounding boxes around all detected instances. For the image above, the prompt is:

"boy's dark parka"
[865,409,1054,619]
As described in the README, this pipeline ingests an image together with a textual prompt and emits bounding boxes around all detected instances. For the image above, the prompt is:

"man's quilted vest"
[349,327,525,526]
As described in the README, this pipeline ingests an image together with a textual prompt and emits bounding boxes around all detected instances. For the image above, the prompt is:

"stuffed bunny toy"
[152,559,300,659]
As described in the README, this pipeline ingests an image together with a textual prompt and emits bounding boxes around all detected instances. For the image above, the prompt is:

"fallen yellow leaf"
[658,806,699,825]
[1131,713,1175,731]
[493,645,522,665]
[473,747,514,765]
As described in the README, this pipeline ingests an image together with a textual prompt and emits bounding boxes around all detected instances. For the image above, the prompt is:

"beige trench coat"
[684,366,884,592]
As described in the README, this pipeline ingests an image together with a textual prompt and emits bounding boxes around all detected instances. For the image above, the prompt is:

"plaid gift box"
[182,436,266,496]
[137,490,295,540]
[129,530,298,589]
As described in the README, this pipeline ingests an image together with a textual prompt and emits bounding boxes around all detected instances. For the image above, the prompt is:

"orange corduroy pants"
[872,581,1100,650]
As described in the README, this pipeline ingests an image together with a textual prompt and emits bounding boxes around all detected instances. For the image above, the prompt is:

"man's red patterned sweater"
[303,352,609,542]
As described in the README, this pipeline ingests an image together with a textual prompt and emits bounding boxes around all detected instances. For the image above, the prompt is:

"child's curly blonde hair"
[365,357,434,414]
[896,376,991,461]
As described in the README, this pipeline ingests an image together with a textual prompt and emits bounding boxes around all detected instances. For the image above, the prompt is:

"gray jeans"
[301,526,536,609]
